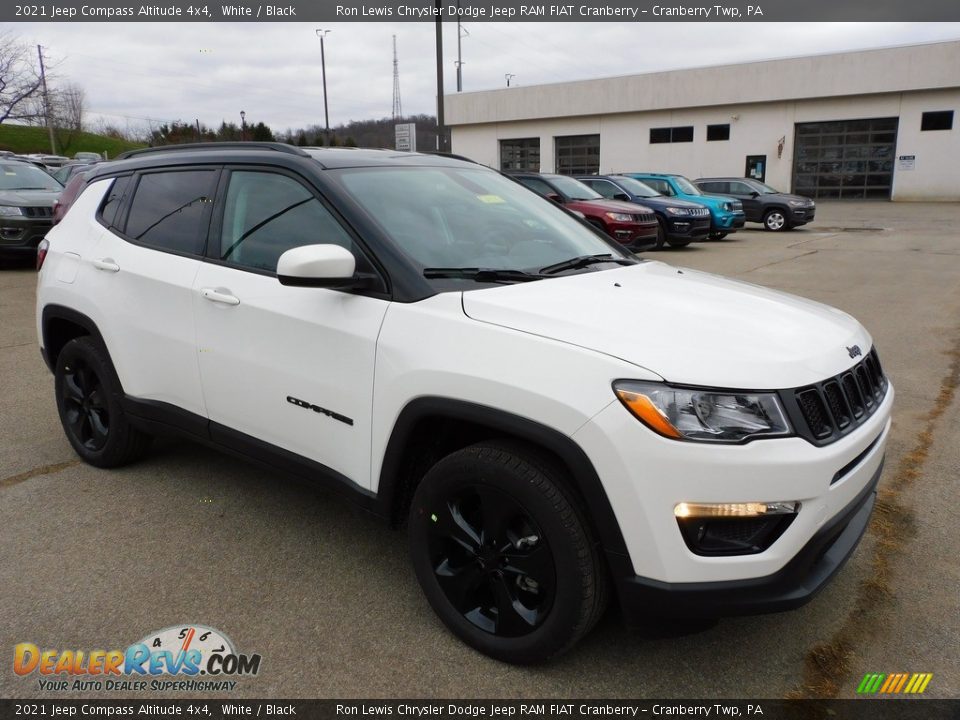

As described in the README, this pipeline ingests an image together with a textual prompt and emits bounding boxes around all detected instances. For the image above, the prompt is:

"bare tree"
[0,31,44,125]
[50,83,85,151]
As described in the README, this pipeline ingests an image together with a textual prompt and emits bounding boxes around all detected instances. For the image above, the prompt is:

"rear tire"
[55,337,152,468]
[408,442,607,664]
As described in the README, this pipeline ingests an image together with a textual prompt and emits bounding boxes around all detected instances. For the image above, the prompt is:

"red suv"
[511,172,658,251]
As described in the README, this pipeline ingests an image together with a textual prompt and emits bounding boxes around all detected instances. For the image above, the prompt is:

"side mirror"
[613,193,630,202]
[750,191,760,198]
[277,244,369,289]
[545,192,563,204]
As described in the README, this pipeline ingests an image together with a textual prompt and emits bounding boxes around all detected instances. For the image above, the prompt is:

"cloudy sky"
[8,21,960,135]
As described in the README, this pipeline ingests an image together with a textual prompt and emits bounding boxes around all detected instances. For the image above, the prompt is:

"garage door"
[792,118,898,199]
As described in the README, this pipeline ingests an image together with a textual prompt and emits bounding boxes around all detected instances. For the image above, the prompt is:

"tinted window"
[728,182,753,194]
[99,176,131,228]
[218,170,354,273]
[643,178,672,196]
[921,110,953,131]
[125,170,218,255]
[517,176,555,196]
[699,181,727,193]
[706,124,730,141]
[585,180,618,199]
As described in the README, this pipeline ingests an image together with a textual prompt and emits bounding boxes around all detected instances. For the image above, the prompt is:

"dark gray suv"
[0,160,63,261]
[694,177,815,232]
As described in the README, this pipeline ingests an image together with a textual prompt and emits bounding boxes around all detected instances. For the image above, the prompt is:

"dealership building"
[445,40,960,201]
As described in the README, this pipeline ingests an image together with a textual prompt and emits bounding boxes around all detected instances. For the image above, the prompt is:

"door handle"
[92,258,120,273]
[200,288,240,306]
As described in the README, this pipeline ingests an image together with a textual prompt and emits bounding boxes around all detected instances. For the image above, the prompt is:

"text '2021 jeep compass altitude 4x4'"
[37,143,893,664]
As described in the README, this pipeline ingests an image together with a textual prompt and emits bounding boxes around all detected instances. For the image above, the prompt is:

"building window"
[921,111,954,131]
[500,138,540,172]
[554,134,600,175]
[706,124,730,141]
[649,126,694,144]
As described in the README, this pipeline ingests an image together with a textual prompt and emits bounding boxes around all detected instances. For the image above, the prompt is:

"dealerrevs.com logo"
[13,625,262,692]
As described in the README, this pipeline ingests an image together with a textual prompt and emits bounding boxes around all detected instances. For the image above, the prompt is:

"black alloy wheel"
[54,337,152,467]
[60,356,110,452]
[426,485,556,637]
[409,442,607,664]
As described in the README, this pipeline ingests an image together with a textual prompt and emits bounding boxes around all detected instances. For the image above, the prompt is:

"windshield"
[611,176,659,198]
[673,176,702,196]
[0,163,62,191]
[750,180,781,194]
[335,166,628,276]
[548,175,603,200]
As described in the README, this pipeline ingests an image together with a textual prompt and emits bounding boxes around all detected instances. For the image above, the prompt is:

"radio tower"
[392,35,403,121]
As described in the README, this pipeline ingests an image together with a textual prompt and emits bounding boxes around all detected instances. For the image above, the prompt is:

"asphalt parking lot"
[1,201,958,700]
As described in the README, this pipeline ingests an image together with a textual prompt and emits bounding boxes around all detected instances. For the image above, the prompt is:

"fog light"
[675,501,799,518]
[675,501,800,556]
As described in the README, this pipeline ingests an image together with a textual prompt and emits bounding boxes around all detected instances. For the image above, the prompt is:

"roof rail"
[421,151,480,164]
[116,142,310,160]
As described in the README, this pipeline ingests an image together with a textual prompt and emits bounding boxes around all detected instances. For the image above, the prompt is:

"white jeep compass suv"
[36,143,892,663]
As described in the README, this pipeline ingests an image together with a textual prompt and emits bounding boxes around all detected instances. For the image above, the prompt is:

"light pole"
[240,110,246,141]
[505,73,515,87]
[316,29,331,144]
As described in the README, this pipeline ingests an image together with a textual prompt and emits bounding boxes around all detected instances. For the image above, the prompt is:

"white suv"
[36,144,892,663]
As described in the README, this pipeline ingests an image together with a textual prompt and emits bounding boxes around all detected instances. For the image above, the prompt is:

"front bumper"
[609,221,658,250]
[667,217,711,240]
[612,458,881,620]
[0,217,52,257]
[710,211,746,231]
[791,207,816,225]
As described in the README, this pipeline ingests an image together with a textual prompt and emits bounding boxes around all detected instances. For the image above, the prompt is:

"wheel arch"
[40,305,106,373]
[376,397,632,562]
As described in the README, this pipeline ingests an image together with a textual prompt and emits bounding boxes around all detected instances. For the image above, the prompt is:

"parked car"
[53,161,98,186]
[52,167,98,225]
[695,177,816,231]
[510,172,658,251]
[27,153,71,170]
[0,159,63,261]
[576,175,711,248]
[623,173,745,240]
[37,143,892,664]
[74,152,103,162]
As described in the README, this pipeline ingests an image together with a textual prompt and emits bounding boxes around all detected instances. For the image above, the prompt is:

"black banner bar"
[4,0,960,22]
[1,700,959,720]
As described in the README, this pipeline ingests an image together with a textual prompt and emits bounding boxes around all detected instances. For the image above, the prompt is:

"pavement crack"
[788,330,960,699]
[0,459,81,489]
[739,249,819,274]
[0,341,36,350]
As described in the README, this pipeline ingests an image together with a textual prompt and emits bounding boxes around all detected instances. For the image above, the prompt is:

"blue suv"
[621,173,745,240]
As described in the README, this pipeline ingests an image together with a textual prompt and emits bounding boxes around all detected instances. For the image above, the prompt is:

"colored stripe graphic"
[857,672,933,694]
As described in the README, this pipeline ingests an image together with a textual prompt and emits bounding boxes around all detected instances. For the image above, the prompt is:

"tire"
[654,218,667,250]
[708,232,728,241]
[54,337,152,468]
[763,209,788,232]
[667,238,692,248]
[408,442,607,664]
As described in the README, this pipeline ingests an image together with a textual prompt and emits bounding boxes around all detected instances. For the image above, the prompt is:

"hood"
[634,196,706,212]
[0,189,59,207]
[767,192,815,205]
[570,198,653,215]
[461,262,871,390]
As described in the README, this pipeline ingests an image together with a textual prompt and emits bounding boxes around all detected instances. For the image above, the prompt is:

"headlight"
[788,200,805,207]
[605,212,633,222]
[722,202,733,211]
[665,207,689,216]
[0,206,24,217]
[613,380,792,443]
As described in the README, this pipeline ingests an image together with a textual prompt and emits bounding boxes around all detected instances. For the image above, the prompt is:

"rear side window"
[99,176,131,228]
[124,170,218,255]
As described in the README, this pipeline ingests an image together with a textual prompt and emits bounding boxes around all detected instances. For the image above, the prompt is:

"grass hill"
[0,124,144,158]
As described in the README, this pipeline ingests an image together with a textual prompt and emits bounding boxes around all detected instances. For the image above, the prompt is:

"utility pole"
[316,29,331,144]
[434,3,446,151]
[37,45,56,155]
[240,110,246,141]
[455,4,469,92]
[392,35,402,121]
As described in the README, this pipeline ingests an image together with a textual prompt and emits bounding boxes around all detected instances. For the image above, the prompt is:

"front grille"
[21,206,53,218]
[634,212,656,223]
[788,348,888,445]
[689,207,710,217]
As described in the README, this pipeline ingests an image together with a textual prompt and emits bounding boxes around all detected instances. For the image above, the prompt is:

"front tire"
[708,231,728,241]
[55,337,152,468]
[763,209,788,231]
[408,442,607,664]
[654,219,667,249]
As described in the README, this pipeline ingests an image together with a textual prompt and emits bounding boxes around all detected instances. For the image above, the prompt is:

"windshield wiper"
[539,254,636,275]
[423,267,546,283]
